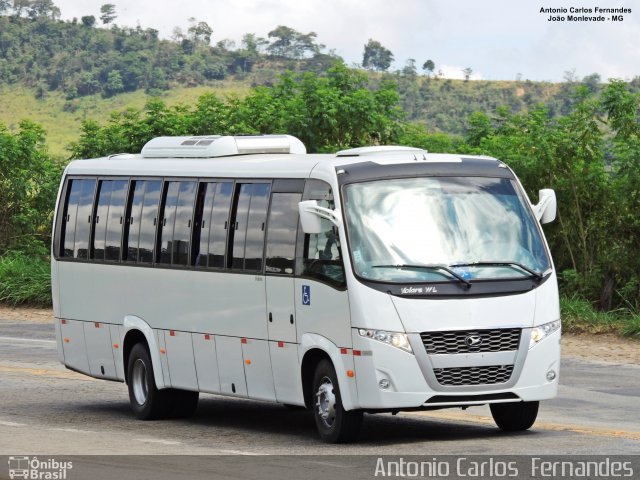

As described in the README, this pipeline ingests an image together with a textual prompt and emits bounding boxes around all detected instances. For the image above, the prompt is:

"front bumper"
[351,328,560,410]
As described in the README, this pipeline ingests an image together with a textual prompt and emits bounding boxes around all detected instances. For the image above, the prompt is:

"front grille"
[434,365,514,386]
[421,328,521,354]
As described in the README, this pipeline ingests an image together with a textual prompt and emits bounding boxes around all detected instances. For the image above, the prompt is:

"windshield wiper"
[372,264,472,288]
[449,262,543,281]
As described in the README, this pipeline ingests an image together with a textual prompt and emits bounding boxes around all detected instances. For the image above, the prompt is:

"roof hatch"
[141,135,306,158]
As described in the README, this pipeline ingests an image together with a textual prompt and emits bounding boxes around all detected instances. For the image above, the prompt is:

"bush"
[0,252,51,306]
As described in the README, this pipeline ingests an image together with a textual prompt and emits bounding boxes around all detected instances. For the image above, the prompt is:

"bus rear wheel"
[490,401,539,431]
[312,359,362,443]
[127,343,173,420]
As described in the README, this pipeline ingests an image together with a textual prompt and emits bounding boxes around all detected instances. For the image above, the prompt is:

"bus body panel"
[84,320,118,380]
[265,276,297,343]
[269,340,304,405]
[293,279,351,350]
[59,319,90,375]
[163,329,199,391]
[241,338,277,401]
[192,332,222,393]
[215,335,248,397]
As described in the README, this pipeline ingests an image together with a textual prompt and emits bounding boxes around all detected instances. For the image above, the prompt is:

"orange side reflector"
[245,359,251,365]
[169,330,175,337]
[113,343,119,349]
[340,348,348,355]
[241,338,247,344]
[277,341,284,348]
[94,322,100,328]
[204,334,211,340]
[347,370,355,378]
[63,338,70,343]
[160,348,166,354]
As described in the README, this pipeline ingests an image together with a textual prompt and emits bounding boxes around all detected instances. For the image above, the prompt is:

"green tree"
[422,59,435,76]
[462,67,473,82]
[81,15,96,27]
[362,39,393,72]
[99,4,117,25]
[105,70,124,96]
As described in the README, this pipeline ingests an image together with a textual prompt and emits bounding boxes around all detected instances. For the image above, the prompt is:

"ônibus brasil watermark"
[7,456,73,480]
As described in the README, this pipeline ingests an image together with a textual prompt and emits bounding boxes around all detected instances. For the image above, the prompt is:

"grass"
[0,83,251,158]
[0,252,52,307]
[561,296,640,338]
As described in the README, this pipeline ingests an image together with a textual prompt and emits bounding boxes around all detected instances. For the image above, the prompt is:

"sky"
[52,0,640,82]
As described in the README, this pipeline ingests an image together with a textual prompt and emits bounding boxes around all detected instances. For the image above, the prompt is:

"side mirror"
[534,189,556,224]
[298,200,343,234]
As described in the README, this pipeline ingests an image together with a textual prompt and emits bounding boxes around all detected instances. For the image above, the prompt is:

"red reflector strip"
[353,350,362,356]
[278,341,284,348]
[169,330,175,336]
[94,322,100,328]
[204,334,211,340]
[340,348,348,355]
[241,338,247,344]
[61,319,67,325]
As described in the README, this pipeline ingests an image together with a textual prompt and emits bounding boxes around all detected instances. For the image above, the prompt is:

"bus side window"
[295,180,345,288]
[60,178,96,260]
[104,180,128,262]
[265,192,301,275]
[157,180,196,266]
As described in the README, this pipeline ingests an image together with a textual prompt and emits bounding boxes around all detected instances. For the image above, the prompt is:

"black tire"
[167,389,199,418]
[490,401,539,431]
[127,343,172,420]
[312,359,363,443]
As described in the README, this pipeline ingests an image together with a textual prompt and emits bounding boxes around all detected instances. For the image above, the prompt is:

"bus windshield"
[343,176,550,283]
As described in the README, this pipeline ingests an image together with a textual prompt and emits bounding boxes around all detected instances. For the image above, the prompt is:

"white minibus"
[51,134,560,443]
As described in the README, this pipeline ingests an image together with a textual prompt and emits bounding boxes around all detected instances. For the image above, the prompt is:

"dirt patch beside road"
[561,333,640,365]
[1,306,637,364]
[0,306,53,323]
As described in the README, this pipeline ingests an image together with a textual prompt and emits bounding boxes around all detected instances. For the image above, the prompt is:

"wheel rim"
[315,376,336,428]
[132,358,149,406]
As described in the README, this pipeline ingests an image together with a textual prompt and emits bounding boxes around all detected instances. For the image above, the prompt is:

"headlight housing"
[529,320,561,348]
[358,329,412,353]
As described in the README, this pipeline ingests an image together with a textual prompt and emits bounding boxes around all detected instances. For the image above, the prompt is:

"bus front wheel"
[490,401,539,431]
[312,359,362,443]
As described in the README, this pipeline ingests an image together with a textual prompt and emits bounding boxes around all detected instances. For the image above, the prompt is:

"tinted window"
[194,182,233,268]
[266,193,301,275]
[124,181,145,262]
[244,183,271,271]
[62,180,82,258]
[159,182,180,264]
[105,180,128,261]
[230,184,252,270]
[158,181,196,266]
[138,180,161,263]
[74,179,96,259]
[208,182,233,268]
[93,181,113,261]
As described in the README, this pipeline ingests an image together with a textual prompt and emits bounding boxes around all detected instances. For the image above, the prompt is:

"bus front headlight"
[529,320,561,348]
[358,329,412,353]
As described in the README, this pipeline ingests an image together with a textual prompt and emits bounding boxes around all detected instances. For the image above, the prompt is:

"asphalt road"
[0,317,639,478]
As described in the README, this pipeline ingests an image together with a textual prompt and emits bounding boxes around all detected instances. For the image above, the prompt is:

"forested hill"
[3,2,639,141]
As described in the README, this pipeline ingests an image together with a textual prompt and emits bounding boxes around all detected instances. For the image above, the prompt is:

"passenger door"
[265,186,304,404]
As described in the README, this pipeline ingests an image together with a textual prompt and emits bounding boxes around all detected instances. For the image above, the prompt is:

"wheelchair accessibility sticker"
[302,285,311,305]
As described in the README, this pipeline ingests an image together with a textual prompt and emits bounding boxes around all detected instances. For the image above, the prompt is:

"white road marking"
[0,336,55,345]
[0,420,26,427]
[51,427,97,434]
[134,438,182,446]
[217,449,267,456]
